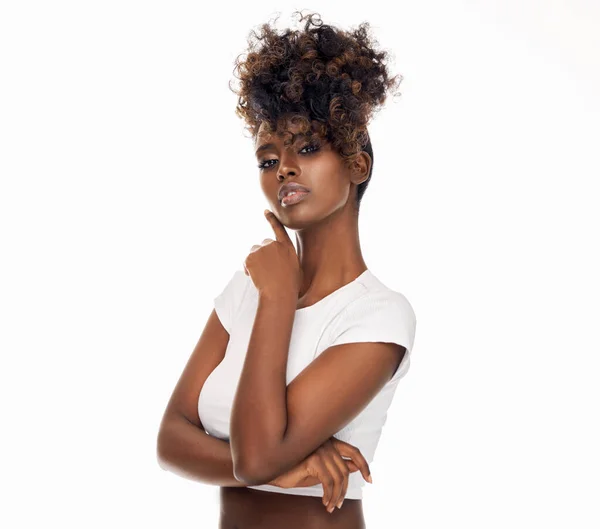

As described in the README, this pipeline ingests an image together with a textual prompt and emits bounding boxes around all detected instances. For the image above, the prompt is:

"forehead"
[256,117,320,144]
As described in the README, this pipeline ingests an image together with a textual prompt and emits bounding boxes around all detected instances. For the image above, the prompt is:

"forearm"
[157,414,271,487]
[230,294,296,478]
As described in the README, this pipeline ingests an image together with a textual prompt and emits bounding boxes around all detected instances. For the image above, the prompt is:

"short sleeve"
[328,290,417,355]
[213,269,250,334]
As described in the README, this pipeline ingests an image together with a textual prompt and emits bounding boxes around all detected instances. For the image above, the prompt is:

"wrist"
[258,290,297,306]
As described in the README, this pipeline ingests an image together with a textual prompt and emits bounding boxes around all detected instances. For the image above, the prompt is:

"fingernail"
[337,499,343,509]
[367,474,373,483]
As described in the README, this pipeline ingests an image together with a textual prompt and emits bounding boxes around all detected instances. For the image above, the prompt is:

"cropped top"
[198,267,417,500]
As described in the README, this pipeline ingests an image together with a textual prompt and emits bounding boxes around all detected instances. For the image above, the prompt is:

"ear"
[350,151,372,187]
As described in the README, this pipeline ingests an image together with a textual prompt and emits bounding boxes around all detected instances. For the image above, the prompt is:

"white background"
[1,1,599,527]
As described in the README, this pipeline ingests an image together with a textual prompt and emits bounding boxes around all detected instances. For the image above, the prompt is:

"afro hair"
[229,11,403,210]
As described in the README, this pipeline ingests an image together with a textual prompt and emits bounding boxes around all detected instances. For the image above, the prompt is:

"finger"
[264,209,292,245]
[315,458,334,509]
[350,448,372,483]
[329,440,360,473]
[336,449,367,481]
[319,452,343,513]
[327,447,350,510]
[344,459,360,473]
[332,439,372,483]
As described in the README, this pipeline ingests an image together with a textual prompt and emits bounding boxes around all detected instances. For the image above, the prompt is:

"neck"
[294,205,367,300]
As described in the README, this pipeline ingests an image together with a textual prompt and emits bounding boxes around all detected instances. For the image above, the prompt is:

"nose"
[277,162,299,181]
[277,150,301,181]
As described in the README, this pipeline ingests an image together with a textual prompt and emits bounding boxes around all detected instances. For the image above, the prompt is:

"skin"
[256,117,372,307]
[220,116,375,528]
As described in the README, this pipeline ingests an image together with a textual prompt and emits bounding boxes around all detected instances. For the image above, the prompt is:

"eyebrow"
[255,142,277,155]
[255,133,313,156]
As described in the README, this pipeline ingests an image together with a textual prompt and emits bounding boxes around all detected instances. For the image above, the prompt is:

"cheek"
[331,184,352,210]
[316,173,348,199]
[308,178,351,214]
[260,180,285,210]
[259,177,273,197]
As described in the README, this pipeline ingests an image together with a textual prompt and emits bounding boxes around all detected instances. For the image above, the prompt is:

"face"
[255,119,370,230]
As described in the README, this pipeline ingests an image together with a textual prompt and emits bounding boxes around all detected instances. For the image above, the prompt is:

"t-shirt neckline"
[295,269,371,312]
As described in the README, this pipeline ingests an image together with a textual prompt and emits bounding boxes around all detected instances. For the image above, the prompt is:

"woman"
[157,11,416,528]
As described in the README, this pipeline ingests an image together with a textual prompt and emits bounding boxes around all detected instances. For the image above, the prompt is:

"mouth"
[280,189,310,206]
[278,182,311,203]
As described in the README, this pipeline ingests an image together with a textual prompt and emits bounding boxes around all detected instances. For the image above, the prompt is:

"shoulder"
[337,287,416,329]
[353,272,417,325]
[213,269,254,333]
[326,273,417,353]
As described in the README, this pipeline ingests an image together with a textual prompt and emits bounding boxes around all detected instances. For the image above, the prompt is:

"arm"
[230,294,408,486]
[157,413,251,487]
[156,307,271,487]
[229,293,296,483]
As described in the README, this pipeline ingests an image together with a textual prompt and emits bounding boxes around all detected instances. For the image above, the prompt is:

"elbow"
[234,468,268,487]
[157,453,169,472]
[156,448,169,472]
[156,429,172,471]
[231,434,281,485]
[233,468,261,486]
[233,456,272,486]
[232,456,257,485]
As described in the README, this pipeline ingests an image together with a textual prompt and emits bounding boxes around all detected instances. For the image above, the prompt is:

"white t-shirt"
[198,268,417,500]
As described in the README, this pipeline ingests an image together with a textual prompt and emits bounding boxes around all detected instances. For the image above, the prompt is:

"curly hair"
[229,11,403,210]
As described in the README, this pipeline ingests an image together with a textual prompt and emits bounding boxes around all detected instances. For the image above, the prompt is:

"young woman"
[157,12,416,528]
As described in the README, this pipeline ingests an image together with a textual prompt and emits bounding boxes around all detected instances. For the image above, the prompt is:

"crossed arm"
[229,293,405,486]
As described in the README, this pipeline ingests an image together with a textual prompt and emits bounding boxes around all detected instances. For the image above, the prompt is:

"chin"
[274,204,315,230]
[277,204,339,232]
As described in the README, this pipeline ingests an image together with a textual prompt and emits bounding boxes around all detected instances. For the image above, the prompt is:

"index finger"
[339,445,372,483]
[264,209,292,245]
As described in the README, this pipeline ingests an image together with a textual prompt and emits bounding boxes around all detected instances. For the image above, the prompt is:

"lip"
[278,182,311,202]
[281,190,310,206]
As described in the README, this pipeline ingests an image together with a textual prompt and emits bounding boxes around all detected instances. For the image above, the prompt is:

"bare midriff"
[219,487,366,529]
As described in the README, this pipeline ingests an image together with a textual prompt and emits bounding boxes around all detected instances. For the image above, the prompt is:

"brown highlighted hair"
[229,11,403,210]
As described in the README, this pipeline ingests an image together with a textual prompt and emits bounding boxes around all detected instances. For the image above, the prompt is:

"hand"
[267,437,372,513]
[243,210,303,300]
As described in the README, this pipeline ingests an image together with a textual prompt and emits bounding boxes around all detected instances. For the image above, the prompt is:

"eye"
[257,143,321,170]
